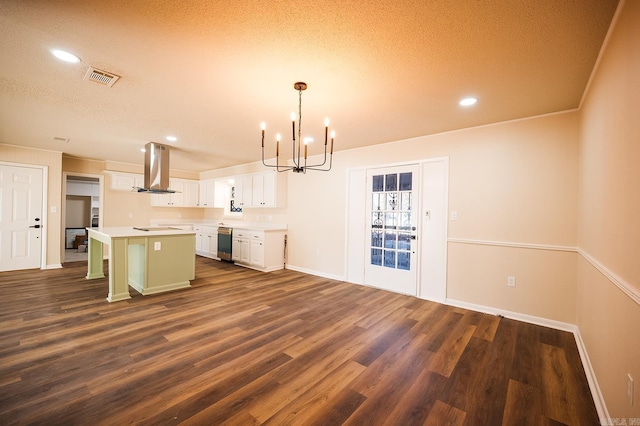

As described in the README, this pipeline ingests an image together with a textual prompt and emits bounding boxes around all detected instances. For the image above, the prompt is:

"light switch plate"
[154,241,161,251]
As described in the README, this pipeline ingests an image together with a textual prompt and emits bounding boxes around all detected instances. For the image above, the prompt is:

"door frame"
[344,156,449,302]
[62,172,104,264]
[0,161,49,270]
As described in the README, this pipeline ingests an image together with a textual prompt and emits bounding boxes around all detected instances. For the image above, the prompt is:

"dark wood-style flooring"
[0,257,598,425]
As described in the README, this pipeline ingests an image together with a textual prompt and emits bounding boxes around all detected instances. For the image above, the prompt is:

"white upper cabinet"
[198,179,216,208]
[213,180,227,208]
[109,172,143,191]
[234,175,253,208]
[252,172,281,208]
[144,172,286,210]
[150,178,199,207]
[182,180,199,207]
[230,171,286,209]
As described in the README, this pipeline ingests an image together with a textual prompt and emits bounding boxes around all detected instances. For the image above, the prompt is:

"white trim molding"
[448,238,639,306]
[578,248,640,306]
[445,298,609,421]
[445,298,576,332]
[285,264,344,282]
[447,238,577,253]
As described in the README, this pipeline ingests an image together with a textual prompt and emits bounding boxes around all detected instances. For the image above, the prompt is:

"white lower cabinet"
[194,226,219,259]
[250,234,264,267]
[232,228,285,272]
[232,229,250,263]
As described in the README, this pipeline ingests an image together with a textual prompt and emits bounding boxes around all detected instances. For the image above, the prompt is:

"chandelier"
[261,82,334,173]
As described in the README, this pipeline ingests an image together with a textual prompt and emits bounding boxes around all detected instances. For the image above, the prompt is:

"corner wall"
[285,110,580,324]
[577,0,640,418]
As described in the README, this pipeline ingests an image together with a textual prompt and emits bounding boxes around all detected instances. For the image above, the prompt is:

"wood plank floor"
[0,257,599,425]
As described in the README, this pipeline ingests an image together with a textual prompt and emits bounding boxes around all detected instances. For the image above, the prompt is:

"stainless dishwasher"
[217,226,233,261]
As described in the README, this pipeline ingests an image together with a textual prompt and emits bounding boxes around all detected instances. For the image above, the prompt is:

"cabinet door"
[183,181,199,207]
[261,173,277,207]
[169,180,184,206]
[199,179,215,207]
[213,180,226,208]
[208,233,218,256]
[236,176,253,208]
[240,239,250,263]
[134,175,145,189]
[250,239,264,266]
[111,173,137,191]
[195,232,204,254]
[232,238,242,261]
[151,192,171,206]
[252,174,265,207]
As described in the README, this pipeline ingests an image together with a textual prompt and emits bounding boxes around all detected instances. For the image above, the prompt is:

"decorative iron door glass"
[371,172,413,270]
[364,164,419,296]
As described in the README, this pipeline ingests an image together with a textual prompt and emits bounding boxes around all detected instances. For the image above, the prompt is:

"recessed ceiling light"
[140,148,146,153]
[459,97,478,107]
[166,135,177,142]
[51,49,81,63]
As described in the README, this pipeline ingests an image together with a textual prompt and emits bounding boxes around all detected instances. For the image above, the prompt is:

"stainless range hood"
[135,142,176,193]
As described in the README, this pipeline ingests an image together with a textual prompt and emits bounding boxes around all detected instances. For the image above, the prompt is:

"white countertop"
[88,227,196,238]
[152,220,287,232]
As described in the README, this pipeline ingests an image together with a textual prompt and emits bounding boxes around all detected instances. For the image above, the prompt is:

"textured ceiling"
[0,0,619,172]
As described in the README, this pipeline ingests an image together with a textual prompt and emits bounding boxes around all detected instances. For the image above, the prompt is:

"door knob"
[29,224,41,229]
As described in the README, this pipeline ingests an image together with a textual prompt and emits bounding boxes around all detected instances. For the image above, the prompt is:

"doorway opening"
[345,157,449,302]
[63,174,102,264]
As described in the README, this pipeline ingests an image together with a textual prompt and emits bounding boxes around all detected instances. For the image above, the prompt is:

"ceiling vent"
[83,67,120,87]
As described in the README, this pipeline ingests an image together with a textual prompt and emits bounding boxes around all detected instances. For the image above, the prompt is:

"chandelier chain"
[298,87,303,146]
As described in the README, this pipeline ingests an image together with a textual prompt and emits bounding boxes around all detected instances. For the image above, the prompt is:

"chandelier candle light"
[261,82,335,173]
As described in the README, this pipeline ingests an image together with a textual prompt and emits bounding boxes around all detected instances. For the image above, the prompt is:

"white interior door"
[364,164,419,295]
[0,164,43,271]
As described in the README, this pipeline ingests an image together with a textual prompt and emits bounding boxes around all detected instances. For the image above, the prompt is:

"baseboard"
[445,298,608,421]
[572,328,610,422]
[46,263,62,269]
[284,264,344,281]
[445,298,576,331]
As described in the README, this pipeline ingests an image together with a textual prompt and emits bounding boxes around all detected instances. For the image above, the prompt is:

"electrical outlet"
[629,374,635,406]
[450,211,458,221]
[507,276,516,287]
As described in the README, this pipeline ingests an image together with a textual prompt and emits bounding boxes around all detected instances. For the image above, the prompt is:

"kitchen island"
[86,227,196,302]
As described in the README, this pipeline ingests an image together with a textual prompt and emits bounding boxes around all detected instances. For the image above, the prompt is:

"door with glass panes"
[364,165,419,295]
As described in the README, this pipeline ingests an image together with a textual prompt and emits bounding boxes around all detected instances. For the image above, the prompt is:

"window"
[370,172,413,270]
[223,184,243,218]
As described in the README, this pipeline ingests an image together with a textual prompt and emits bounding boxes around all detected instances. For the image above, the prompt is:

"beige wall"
[577,0,639,418]
[281,111,580,323]
[1,144,62,268]
[65,195,90,228]
[63,157,205,228]
[4,4,637,416]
